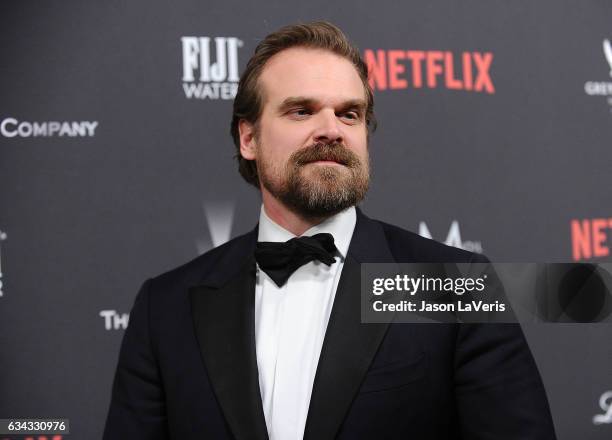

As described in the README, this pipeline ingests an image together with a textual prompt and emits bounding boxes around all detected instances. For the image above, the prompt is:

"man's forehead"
[258,47,366,106]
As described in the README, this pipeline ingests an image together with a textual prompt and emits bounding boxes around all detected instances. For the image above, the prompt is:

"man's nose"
[312,110,343,144]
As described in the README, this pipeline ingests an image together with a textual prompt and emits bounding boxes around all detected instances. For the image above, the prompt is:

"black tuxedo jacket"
[103,208,556,439]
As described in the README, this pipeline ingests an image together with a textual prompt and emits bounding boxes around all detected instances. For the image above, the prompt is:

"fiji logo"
[181,36,243,100]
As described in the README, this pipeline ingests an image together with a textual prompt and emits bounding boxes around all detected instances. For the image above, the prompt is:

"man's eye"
[341,111,360,121]
[291,108,311,116]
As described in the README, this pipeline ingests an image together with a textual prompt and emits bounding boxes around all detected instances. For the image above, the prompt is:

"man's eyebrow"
[337,99,367,113]
[277,97,317,113]
[276,97,367,114]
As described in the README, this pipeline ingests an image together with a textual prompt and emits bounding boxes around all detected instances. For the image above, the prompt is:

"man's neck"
[261,190,327,236]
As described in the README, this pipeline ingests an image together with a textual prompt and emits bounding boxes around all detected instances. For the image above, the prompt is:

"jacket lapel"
[190,230,269,440]
[303,208,397,440]
[189,209,397,440]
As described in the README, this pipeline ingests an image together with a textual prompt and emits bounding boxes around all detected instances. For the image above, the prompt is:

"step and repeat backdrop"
[1,1,611,439]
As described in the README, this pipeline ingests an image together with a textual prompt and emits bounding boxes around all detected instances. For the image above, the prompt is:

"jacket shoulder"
[148,228,256,291]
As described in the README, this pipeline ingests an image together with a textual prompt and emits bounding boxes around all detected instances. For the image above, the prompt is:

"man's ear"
[239,120,257,161]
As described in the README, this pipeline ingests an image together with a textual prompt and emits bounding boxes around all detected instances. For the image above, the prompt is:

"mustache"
[290,142,361,167]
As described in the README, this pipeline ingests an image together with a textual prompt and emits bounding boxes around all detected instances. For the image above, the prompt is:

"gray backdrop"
[1,0,611,439]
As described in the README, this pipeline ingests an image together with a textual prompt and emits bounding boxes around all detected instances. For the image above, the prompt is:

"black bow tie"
[254,233,338,287]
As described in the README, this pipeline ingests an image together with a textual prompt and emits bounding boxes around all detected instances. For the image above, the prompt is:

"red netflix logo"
[1,437,62,440]
[25,437,62,440]
[571,218,612,261]
[364,49,495,94]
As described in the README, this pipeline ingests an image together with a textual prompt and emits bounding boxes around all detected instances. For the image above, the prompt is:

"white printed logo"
[419,220,483,253]
[99,310,129,330]
[593,390,612,425]
[0,118,98,138]
[603,39,612,78]
[0,230,6,297]
[196,201,234,254]
[181,36,243,100]
[583,38,612,113]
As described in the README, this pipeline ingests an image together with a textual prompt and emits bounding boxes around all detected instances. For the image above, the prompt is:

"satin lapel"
[303,209,396,440]
[190,256,269,440]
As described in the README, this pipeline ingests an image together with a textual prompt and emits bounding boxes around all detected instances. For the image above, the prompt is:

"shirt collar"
[257,205,357,259]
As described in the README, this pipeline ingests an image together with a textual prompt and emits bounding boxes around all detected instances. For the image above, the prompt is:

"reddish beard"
[259,142,370,219]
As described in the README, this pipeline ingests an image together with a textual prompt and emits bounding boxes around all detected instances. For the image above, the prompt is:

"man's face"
[240,47,370,219]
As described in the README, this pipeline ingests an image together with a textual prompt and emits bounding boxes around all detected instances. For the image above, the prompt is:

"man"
[103,22,556,439]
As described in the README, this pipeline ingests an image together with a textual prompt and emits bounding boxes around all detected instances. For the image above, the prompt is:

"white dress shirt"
[255,205,357,440]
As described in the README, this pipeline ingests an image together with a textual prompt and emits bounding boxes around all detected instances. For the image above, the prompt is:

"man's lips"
[306,159,345,165]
